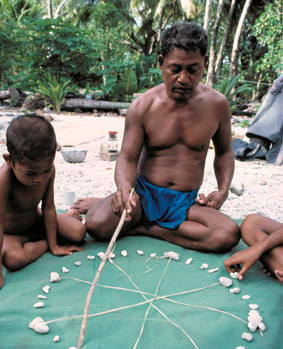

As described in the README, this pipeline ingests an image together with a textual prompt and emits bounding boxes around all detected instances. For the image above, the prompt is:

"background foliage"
[0,0,282,103]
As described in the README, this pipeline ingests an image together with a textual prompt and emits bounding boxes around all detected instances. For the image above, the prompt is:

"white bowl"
[61,150,88,163]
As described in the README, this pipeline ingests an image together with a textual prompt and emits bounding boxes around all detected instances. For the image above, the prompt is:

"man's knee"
[3,250,26,271]
[85,211,113,241]
[209,221,240,253]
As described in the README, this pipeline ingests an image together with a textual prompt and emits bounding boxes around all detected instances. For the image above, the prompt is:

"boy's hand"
[51,244,83,256]
[223,246,262,280]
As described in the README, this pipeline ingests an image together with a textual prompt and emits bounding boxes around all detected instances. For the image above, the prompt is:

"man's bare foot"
[62,209,83,221]
[71,197,101,214]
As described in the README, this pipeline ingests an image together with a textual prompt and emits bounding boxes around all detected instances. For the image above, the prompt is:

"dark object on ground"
[233,75,283,165]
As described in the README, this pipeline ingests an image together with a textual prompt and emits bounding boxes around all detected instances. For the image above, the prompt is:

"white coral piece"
[33,302,45,308]
[62,267,69,273]
[185,258,193,265]
[29,317,49,334]
[242,295,251,300]
[42,285,50,294]
[241,332,253,342]
[208,268,218,273]
[53,335,60,342]
[230,287,240,294]
[219,276,233,287]
[163,251,180,261]
[200,263,209,270]
[50,272,61,283]
[121,250,128,257]
[137,250,144,255]
[74,261,82,266]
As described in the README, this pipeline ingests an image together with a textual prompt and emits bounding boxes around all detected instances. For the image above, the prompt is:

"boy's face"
[7,156,54,187]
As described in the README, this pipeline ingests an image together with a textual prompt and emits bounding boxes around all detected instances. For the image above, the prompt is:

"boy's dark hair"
[6,114,57,163]
[161,22,208,58]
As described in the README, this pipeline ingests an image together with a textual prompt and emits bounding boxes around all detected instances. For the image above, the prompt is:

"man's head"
[161,22,208,59]
[6,114,57,164]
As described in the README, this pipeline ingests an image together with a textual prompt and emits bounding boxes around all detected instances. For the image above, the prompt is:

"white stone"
[33,302,45,308]
[230,287,240,294]
[208,268,218,273]
[235,347,246,349]
[29,317,49,334]
[50,272,61,283]
[87,255,95,260]
[37,295,47,300]
[249,304,259,310]
[200,263,209,270]
[163,251,180,261]
[185,258,193,265]
[74,261,82,266]
[53,335,60,342]
[150,253,157,257]
[42,285,50,294]
[219,276,233,287]
[137,250,144,255]
[230,272,239,279]
[62,267,69,273]
[242,295,251,300]
[97,252,115,260]
[121,250,128,257]
[241,332,253,342]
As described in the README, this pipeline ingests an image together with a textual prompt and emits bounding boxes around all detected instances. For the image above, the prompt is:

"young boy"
[0,114,86,289]
[224,214,283,285]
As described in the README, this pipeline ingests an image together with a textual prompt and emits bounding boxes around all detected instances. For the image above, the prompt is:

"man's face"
[159,48,206,102]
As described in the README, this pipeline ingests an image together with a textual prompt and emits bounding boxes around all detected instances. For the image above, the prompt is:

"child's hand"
[223,246,262,280]
[274,270,283,285]
[51,244,83,256]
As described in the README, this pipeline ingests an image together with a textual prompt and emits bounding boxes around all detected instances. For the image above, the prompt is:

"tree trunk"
[62,98,130,111]
[215,0,237,74]
[47,0,53,19]
[206,0,224,87]
[203,0,212,32]
[230,0,253,76]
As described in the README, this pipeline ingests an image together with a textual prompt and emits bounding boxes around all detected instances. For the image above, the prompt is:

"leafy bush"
[215,74,253,111]
[38,74,71,114]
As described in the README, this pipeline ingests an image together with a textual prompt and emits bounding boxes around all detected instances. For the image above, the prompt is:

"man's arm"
[197,97,234,209]
[113,99,145,219]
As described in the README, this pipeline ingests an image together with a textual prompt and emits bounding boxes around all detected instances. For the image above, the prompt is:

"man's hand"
[51,245,83,256]
[111,188,138,221]
[195,190,228,209]
[223,246,262,280]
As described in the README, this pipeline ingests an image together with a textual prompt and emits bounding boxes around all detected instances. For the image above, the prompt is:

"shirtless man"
[82,22,240,252]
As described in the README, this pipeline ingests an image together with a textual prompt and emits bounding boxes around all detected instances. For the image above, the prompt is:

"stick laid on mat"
[77,188,135,348]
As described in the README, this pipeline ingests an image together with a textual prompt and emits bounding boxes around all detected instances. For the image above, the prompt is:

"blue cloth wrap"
[135,174,199,230]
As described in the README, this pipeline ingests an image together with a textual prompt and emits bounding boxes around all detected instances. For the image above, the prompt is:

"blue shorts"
[135,175,199,230]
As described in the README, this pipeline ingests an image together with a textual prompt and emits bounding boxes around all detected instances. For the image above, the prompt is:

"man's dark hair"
[6,114,57,163]
[161,22,208,58]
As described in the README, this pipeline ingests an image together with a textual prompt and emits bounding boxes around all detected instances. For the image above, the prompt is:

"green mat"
[1,221,282,349]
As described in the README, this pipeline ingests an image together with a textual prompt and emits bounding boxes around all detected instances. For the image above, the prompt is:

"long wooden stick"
[77,188,134,348]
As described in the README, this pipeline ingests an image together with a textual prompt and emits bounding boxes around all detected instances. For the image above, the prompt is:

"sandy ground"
[0,110,282,223]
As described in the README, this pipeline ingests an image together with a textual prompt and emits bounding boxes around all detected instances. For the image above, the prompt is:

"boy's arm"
[0,165,11,289]
[42,167,81,256]
[224,225,283,280]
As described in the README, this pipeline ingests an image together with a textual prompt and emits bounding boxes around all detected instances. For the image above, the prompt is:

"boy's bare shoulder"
[0,162,13,195]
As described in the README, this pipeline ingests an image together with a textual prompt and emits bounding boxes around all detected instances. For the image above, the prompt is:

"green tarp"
[1,222,282,349]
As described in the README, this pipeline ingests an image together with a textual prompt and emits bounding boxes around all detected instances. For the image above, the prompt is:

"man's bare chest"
[144,116,218,152]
